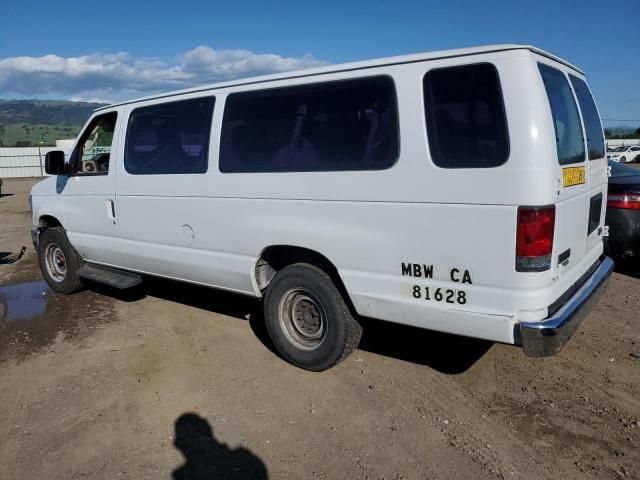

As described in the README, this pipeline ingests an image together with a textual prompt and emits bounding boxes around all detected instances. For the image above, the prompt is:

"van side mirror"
[44,150,67,175]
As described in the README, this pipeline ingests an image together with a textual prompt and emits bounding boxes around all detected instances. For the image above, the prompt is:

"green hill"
[0,99,108,147]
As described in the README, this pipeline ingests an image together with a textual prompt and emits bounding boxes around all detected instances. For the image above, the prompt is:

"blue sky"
[1,0,638,127]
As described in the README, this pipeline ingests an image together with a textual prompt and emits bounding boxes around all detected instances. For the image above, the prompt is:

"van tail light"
[516,206,555,272]
[607,194,640,210]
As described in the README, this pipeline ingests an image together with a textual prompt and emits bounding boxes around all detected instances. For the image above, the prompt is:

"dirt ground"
[0,177,638,480]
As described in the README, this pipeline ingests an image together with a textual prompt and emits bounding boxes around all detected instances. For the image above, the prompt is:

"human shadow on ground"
[172,412,268,480]
[86,275,491,374]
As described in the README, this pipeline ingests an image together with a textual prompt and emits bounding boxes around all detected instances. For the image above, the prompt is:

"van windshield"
[538,64,585,165]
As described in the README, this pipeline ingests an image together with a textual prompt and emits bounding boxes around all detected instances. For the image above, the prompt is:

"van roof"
[95,44,583,111]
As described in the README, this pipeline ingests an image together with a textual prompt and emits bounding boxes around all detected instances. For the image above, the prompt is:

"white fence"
[0,147,59,178]
[0,141,76,178]
[606,139,640,148]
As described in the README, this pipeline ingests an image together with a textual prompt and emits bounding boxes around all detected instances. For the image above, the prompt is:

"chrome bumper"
[31,226,42,250]
[519,256,614,357]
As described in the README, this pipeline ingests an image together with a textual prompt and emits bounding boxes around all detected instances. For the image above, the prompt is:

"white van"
[30,45,613,371]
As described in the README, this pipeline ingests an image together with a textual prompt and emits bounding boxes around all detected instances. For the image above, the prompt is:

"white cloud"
[0,46,326,103]
[182,46,324,78]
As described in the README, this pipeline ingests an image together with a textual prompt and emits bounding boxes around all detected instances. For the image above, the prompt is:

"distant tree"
[605,127,640,140]
[14,140,32,147]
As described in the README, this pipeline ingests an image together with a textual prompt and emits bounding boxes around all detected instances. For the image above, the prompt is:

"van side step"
[77,263,143,290]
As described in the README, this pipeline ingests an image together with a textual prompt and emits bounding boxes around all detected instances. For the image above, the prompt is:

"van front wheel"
[263,263,362,371]
[38,227,84,294]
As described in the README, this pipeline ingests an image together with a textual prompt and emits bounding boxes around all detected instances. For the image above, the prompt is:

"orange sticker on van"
[562,166,586,187]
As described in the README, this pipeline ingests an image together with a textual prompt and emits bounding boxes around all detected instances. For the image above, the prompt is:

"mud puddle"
[0,278,117,361]
[0,280,49,322]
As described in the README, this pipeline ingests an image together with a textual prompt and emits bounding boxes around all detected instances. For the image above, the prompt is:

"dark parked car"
[606,160,640,258]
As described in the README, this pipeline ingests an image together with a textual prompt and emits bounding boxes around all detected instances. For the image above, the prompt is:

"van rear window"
[423,63,509,168]
[219,77,399,173]
[569,75,605,160]
[538,64,585,165]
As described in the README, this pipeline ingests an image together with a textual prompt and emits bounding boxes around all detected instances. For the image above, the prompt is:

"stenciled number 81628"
[412,285,467,305]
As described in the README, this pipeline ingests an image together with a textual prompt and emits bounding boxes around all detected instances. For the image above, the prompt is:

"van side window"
[125,97,215,175]
[538,64,585,165]
[423,63,509,168]
[219,77,398,173]
[70,112,117,175]
[568,75,605,160]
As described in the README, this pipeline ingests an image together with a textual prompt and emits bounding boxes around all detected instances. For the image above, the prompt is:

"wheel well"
[255,245,355,310]
[39,215,62,229]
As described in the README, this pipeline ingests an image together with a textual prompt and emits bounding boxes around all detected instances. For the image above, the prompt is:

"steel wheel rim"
[44,243,67,282]
[278,288,326,350]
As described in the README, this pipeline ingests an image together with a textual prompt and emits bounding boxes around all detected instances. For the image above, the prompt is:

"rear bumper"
[518,256,614,357]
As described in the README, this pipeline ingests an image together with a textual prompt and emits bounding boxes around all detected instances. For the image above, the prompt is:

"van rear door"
[537,63,607,288]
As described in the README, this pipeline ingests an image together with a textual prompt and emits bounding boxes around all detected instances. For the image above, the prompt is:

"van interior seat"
[272,104,319,169]
[128,129,158,171]
[362,108,380,164]
[362,106,394,166]
[157,135,196,172]
[434,108,465,167]
[220,130,241,171]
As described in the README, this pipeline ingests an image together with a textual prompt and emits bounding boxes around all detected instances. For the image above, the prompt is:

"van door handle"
[106,199,116,224]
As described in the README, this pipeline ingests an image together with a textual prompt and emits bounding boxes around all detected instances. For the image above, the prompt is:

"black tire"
[621,156,627,163]
[263,263,362,371]
[38,227,84,294]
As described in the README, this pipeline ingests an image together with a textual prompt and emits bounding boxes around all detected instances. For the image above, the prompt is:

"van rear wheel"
[263,263,362,371]
[38,227,84,294]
